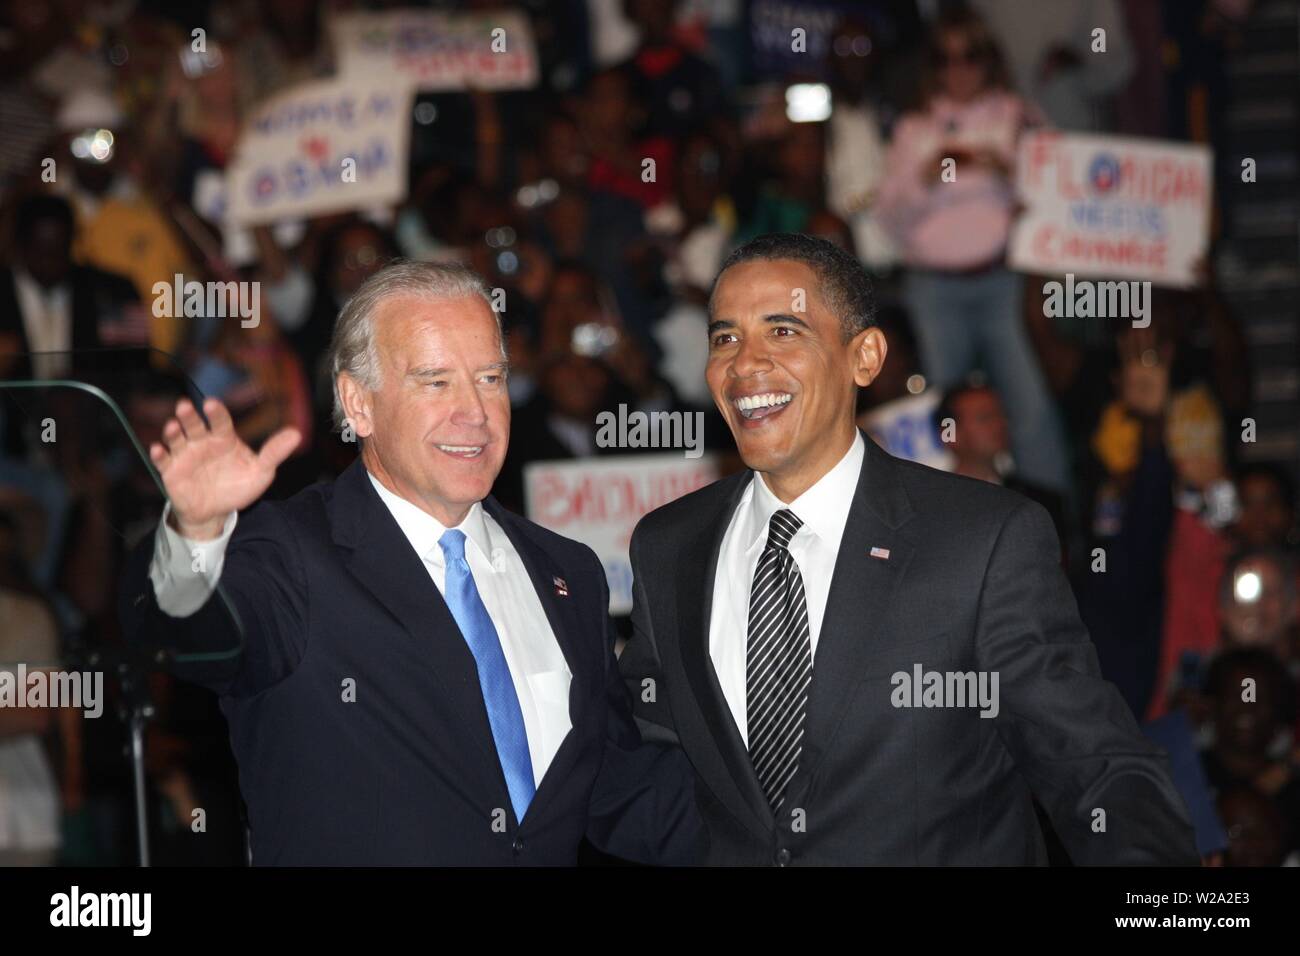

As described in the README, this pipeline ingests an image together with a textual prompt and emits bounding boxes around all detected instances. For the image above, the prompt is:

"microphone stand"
[68,642,170,868]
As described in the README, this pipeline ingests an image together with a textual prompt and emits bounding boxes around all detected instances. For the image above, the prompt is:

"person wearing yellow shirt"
[55,87,196,358]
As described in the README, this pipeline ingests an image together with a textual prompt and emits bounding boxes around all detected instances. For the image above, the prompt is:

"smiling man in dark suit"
[619,233,1199,865]
[120,260,701,865]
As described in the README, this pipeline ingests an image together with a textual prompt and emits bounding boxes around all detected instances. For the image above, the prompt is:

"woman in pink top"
[877,8,1069,494]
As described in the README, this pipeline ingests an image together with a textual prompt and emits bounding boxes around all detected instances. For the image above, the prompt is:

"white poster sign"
[226,78,412,227]
[331,9,539,91]
[1009,131,1212,288]
[524,454,720,614]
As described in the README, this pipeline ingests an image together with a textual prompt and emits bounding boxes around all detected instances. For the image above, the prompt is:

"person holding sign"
[875,7,1069,495]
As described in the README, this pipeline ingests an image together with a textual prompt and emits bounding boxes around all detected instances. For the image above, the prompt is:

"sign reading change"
[226,78,412,227]
[1009,131,1213,288]
[331,9,539,91]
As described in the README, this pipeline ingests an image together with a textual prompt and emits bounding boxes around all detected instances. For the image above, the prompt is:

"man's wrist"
[167,510,229,541]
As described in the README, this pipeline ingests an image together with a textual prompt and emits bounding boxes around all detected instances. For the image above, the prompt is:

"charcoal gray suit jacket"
[620,432,1199,865]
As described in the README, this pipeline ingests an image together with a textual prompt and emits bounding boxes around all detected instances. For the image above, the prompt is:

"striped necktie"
[745,508,813,813]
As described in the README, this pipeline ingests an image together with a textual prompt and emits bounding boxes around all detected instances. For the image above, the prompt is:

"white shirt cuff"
[148,503,238,617]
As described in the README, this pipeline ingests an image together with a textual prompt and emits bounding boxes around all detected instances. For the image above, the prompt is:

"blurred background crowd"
[0,0,1296,867]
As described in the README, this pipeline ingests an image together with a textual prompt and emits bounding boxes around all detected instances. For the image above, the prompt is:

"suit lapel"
[481,496,589,820]
[328,461,502,794]
[801,434,915,779]
[677,472,774,839]
[331,465,598,826]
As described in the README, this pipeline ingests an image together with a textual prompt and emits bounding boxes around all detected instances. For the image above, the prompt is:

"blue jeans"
[903,268,1070,493]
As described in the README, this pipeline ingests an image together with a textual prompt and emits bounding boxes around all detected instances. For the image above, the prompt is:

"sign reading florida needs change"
[226,78,412,227]
[524,454,720,615]
[1009,131,1213,288]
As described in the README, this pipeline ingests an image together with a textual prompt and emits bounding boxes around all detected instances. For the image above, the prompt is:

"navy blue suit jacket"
[121,457,703,865]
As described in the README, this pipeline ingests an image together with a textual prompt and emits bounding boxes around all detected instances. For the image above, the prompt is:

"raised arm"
[120,398,305,695]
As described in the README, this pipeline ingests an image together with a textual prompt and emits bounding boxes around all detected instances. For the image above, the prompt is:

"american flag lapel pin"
[553,575,569,597]
[869,546,891,560]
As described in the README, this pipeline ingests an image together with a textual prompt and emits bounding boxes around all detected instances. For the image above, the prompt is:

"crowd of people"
[0,0,1294,867]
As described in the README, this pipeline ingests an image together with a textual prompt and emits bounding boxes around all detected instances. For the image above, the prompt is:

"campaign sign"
[860,391,954,472]
[226,78,412,227]
[1009,131,1212,288]
[331,8,539,91]
[524,454,720,614]
[749,0,879,81]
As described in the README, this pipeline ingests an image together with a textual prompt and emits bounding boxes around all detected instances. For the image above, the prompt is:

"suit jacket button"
[775,848,791,866]
[512,837,525,854]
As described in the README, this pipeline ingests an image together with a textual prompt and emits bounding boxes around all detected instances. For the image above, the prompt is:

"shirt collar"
[742,431,864,556]
[366,470,497,570]
[12,267,68,302]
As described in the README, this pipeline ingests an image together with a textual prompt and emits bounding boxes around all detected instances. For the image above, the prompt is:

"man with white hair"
[120,260,703,865]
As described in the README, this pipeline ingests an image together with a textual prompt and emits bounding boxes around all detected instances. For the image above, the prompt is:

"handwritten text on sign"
[226,79,412,227]
[1009,131,1212,288]
[331,9,539,91]
[524,455,719,614]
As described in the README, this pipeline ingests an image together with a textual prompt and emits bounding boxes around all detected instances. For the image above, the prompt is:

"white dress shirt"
[148,471,573,786]
[707,431,864,747]
[12,268,72,380]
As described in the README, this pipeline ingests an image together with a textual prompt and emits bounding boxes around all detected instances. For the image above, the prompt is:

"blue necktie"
[438,529,536,821]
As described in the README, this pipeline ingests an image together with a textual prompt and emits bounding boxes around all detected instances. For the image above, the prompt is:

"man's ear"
[851,327,888,388]
[337,372,375,439]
